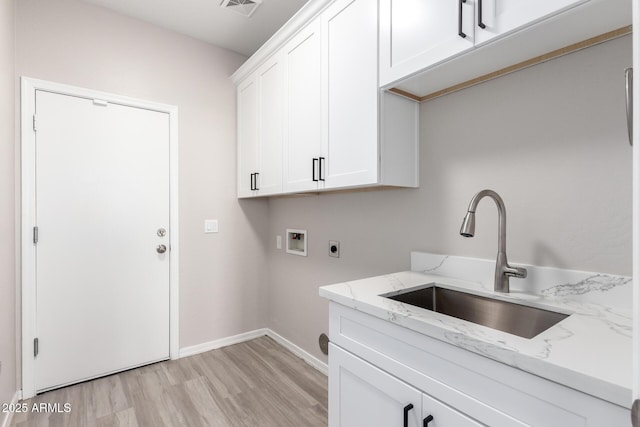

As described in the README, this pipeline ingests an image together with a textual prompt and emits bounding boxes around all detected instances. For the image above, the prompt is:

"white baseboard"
[1,390,22,427]
[266,329,328,376]
[179,328,268,358]
[178,328,328,376]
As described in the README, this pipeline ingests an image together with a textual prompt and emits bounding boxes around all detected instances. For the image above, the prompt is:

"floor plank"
[13,336,328,427]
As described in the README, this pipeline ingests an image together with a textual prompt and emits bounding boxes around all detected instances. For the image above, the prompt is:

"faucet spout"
[459,190,527,293]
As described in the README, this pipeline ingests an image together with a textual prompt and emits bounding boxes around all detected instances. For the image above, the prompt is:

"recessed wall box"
[286,229,307,256]
[329,240,340,258]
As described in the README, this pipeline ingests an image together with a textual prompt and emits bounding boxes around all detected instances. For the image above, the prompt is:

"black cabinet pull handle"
[478,0,487,29]
[478,0,486,28]
[423,415,434,427]
[254,172,259,191]
[250,173,255,191]
[319,157,325,181]
[312,158,319,182]
[403,404,414,427]
[458,0,467,38]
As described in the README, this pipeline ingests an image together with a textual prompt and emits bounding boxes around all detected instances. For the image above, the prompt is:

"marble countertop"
[319,270,632,408]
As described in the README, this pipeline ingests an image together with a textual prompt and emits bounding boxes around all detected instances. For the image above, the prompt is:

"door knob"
[156,244,167,254]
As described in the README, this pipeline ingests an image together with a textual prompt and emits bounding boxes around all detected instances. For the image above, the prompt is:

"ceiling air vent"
[220,0,263,17]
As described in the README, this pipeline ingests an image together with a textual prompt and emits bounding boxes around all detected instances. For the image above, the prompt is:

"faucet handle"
[504,265,527,279]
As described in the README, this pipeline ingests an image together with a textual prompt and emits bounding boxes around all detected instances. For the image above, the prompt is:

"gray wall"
[0,0,16,413]
[15,0,270,360]
[267,35,633,364]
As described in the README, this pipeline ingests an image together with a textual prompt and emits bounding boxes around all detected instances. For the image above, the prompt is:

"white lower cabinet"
[330,344,422,427]
[328,302,629,427]
[330,343,481,427]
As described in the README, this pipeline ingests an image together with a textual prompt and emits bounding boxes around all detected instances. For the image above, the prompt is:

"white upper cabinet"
[379,0,610,88]
[235,0,630,197]
[255,55,284,196]
[235,0,419,198]
[379,0,475,87]
[283,20,322,193]
[321,0,379,189]
[237,55,284,197]
[237,77,259,198]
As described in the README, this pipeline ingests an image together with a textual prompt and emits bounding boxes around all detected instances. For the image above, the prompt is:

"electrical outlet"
[329,241,340,258]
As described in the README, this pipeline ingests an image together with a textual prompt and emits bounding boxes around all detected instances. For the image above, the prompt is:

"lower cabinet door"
[329,343,486,427]
[422,392,483,427]
[329,344,422,427]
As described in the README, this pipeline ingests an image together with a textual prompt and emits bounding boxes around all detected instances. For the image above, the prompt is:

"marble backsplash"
[410,252,632,310]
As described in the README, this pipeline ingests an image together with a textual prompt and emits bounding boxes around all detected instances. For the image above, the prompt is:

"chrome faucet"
[460,189,527,293]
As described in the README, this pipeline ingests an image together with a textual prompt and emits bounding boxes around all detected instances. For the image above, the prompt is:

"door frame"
[20,77,180,399]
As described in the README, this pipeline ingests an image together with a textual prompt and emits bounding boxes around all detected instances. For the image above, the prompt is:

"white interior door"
[34,90,171,392]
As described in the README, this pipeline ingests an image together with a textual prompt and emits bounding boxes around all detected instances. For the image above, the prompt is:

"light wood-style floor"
[11,336,328,427]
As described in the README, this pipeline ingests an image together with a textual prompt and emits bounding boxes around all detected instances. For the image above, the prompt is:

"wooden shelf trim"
[389,26,632,103]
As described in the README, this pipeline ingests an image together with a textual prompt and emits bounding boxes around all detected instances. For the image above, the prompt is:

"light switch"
[276,235,282,249]
[204,219,219,233]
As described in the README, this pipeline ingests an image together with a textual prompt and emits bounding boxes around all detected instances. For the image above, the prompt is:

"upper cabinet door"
[474,0,589,45]
[379,0,475,87]
[283,19,322,193]
[321,0,379,189]
[256,55,284,196]
[237,76,259,198]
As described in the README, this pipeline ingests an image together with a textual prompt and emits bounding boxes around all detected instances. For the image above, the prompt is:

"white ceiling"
[82,0,309,57]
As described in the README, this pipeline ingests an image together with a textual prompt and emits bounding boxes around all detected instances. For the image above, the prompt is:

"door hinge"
[33,338,39,358]
[33,226,38,244]
[32,114,37,132]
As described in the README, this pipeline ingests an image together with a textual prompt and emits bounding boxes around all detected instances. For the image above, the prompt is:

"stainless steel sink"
[384,284,569,339]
